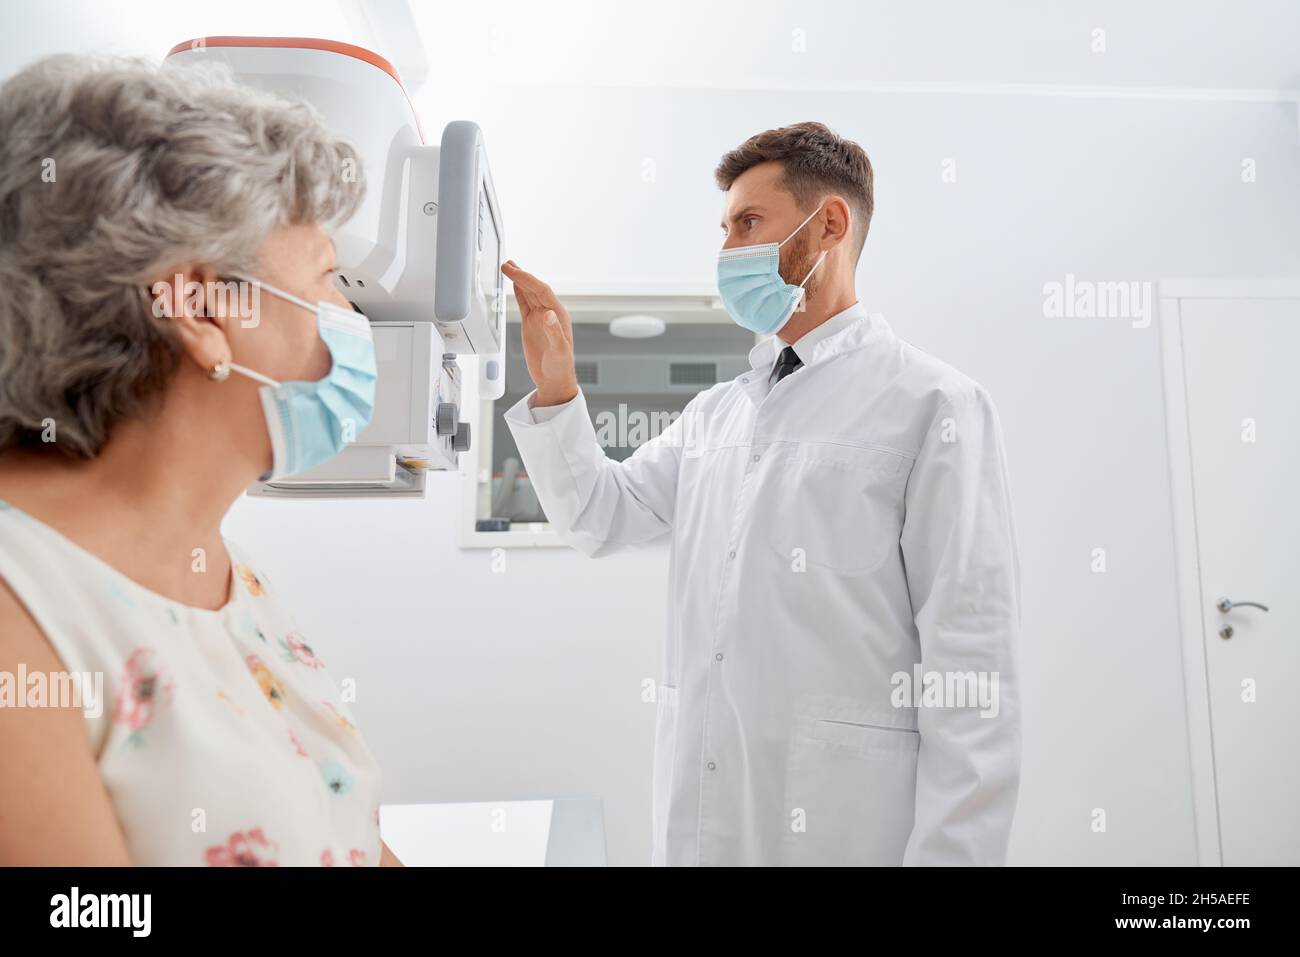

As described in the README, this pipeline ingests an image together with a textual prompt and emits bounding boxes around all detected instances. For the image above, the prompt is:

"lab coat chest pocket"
[650,684,679,866]
[765,443,909,575]
[781,714,920,866]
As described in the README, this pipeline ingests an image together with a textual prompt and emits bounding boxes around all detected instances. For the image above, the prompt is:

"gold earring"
[210,359,231,381]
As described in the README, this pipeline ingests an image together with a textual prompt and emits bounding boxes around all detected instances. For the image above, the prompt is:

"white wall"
[6,0,1300,865]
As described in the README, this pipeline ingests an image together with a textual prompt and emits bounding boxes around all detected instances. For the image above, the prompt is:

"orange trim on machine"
[167,36,405,89]
[165,36,424,141]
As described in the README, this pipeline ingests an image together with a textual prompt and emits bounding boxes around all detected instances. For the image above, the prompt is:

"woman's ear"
[148,264,233,377]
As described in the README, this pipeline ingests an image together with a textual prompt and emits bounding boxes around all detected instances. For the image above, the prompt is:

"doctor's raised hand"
[501,261,579,408]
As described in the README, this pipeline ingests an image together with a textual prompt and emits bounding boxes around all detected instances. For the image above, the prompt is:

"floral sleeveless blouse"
[0,498,383,866]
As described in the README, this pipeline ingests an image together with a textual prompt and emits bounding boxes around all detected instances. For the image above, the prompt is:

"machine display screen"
[478,188,503,345]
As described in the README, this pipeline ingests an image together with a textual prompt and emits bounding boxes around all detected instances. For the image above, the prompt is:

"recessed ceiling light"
[610,314,667,338]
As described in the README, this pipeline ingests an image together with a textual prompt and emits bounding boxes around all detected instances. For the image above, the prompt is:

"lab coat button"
[707,761,716,771]
[752,453,760,462]
[728,550,736,559]
[715,652,724,661]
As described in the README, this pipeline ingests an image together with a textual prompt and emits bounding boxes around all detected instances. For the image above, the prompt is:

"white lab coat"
[505,304,1021,866]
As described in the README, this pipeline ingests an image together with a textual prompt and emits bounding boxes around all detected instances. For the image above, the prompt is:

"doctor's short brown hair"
[714,121,874,263]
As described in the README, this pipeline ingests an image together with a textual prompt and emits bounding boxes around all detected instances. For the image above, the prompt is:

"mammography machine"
[165,37,506,497]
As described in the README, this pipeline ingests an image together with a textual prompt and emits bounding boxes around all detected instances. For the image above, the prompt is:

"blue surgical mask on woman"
[716,205,829,335]
[216,276,377,481]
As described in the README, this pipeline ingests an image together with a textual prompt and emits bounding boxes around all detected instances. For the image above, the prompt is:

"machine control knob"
[436,402,459,436]
[453,422,471,453]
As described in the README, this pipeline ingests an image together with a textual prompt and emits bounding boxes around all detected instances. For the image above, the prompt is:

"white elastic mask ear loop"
[789,251,827,316]
[780,206,828,310]
[222,274,320,389]
[793,202,846,293]
[799,251,828,288]
[226,362,281,389]
[776,204,825,250]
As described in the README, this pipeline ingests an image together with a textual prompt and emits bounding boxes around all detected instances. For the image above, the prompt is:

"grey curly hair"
[0,53,366,457]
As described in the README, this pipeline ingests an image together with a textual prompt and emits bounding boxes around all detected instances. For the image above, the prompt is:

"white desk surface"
[380,799,606,867]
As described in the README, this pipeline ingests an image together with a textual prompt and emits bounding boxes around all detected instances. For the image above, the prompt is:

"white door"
[1175,294,1300,866]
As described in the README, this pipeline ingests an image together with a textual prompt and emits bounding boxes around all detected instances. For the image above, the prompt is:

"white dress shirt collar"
[747,301,871,374]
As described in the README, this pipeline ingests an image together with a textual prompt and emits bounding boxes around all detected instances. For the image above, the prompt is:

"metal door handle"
[1216,598,1270,614]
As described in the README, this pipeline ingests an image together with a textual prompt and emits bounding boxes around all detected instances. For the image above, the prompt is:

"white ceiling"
[399,0,1300,96]
[4,1,1292,99]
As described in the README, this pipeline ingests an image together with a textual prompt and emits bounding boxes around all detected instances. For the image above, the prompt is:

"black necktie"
[771,345,803,384]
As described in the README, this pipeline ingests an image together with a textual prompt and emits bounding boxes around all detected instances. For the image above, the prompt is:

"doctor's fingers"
[507,281,542,319]
[514,287,573,345]
[502,263,539,314]
[511,283,556,326]
[541,310,574,350]
[515,287,560,332]
[503,262,565,313]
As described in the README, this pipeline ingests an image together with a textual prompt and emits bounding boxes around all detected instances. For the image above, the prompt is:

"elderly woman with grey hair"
[0,54,402,866]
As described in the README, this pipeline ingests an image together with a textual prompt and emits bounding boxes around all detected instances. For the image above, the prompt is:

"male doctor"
[502,122,1021,866]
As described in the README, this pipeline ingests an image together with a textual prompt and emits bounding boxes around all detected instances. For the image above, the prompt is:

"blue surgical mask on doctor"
[220,276,378,481]
[716,204,829,335]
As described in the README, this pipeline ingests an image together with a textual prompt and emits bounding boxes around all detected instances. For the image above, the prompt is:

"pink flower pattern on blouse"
[321,847,370,867]
[114,648,174,747]
[279,631,324,670]
[206,827,279,867]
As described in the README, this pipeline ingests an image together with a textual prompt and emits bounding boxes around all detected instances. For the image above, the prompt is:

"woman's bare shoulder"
[0,576,133,865]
